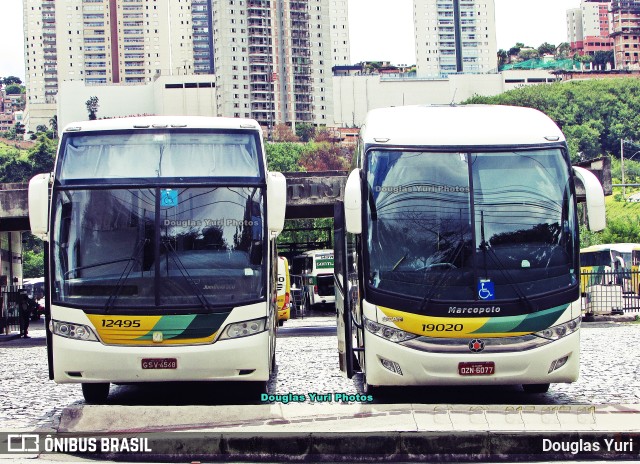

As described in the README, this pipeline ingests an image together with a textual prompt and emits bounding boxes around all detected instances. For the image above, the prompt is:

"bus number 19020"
[422,323,463,332]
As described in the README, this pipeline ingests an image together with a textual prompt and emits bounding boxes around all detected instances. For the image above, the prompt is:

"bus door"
[334,202,361,378]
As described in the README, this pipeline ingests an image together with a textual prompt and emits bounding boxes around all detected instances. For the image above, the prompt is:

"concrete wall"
[331,70,556,127]
[54,70,557,130]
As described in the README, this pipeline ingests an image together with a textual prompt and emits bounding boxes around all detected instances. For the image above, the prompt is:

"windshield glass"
[366,148,576,304]
[580,250,612,267]
[58,130,261,180]
[52,187,264,310]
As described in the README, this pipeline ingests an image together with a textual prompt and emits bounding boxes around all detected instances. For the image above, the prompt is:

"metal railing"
[580,269,640,315]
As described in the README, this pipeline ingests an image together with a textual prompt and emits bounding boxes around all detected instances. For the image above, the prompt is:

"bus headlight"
[51,320,99,341]
[364,318,417,343]
[534,317,581,341]
[219,317,267,340]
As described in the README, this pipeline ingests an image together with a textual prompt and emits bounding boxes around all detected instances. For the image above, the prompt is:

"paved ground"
[1,314,639,432]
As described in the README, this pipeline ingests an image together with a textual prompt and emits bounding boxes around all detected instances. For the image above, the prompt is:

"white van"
[291,249,335,309]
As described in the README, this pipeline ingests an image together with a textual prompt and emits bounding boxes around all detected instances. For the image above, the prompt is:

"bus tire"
[247,381,268,396]
[81,383,110,404]
[522,383,550,394]
[362,373,378,395]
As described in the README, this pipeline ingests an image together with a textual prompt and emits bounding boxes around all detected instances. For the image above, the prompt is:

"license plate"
[458,361,495,376]
[141,358,177,369]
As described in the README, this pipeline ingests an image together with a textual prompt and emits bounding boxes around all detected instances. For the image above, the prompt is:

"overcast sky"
[1,0,579,81]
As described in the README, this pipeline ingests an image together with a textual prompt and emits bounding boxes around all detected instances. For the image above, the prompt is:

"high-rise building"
[413,0,497,77]
[23,0,338,131]
[212,0,335,130]
[610,0,640,69]
[23,0,214,106]
[567,1,613,57]
[329,0,350,66]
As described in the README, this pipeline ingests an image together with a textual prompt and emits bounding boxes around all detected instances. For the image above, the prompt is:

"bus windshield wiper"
[161,239,212,310]
[418,240,465,313]
[478,211,535,313]
[104,238,149,312]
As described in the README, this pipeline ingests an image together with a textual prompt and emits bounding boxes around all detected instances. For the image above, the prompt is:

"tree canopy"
[464,78,640,162]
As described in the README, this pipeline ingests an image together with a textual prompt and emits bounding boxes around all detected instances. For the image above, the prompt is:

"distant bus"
[579,243,637,292]
[276,256,291,326]
[291,249,335,309]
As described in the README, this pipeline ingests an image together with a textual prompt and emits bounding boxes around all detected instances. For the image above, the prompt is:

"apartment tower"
[413,0,497,77]
[23,0,215,106]
[212,0,336,130]
[567,0,613,57]
[610,0,640,69]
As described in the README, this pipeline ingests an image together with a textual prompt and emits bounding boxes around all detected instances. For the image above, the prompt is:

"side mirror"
[573,166,606,232]
[344,169,362,234]
[28,173,51,241]
[267,171,286,237]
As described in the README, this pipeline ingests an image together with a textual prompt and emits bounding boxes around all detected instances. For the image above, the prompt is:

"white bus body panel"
[50,303,272,383]
[363,329,580,387]
[361,300,579,387]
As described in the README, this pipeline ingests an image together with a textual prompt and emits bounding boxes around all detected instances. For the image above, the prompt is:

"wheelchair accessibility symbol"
[161,189,178,207]
[477,280,495,300]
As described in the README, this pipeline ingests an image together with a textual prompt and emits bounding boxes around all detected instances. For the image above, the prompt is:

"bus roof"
[581,243,640,253]
[61,116,262,135]
[359,105,565,148]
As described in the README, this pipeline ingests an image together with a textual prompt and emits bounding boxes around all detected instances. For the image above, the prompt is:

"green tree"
[537,42,556,55]
[298,142,351,171]
[463,78,640,161]
[593,50,615,70]
[497,49,508,67]
[296,123,316,142]
[1,76,22,86]
[86,96,99,120]
[265,142,305,172]
[22,249,44,278]
[4,84,22,95]
[49,115,58,135]
[518,49,539,61]
[555,42,572,59]
[28,135,56,173]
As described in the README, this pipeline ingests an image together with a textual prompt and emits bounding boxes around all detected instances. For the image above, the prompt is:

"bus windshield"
[580,250,613,267]
[58,130,261,180]
[52,186,265,310]
[365,148,577,306]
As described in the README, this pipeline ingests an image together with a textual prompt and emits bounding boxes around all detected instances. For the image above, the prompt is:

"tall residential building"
[413,0,497,77]
[329,0,350,66]
[23,0,215,106]
[611,0,640,69]
[567,1,613,56]
[212,0,335,130]
[23,0,338,131]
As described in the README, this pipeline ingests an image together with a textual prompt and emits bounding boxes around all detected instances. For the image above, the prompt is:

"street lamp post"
[621,139,640,201]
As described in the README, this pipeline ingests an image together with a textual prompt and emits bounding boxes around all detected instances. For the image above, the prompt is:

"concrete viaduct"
[0,157,613,234]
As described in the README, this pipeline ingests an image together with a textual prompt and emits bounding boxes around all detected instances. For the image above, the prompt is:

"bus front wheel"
[522,383,550,394]
[81,383,110,404]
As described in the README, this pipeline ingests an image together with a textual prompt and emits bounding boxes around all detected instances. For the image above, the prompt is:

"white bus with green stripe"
[28,116,286,403]
[334,105,606,393]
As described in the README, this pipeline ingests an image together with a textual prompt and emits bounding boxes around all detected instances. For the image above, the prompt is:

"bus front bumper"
[363,330,580,387]
[52,331,271,384]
